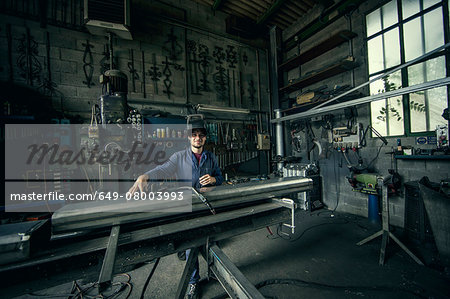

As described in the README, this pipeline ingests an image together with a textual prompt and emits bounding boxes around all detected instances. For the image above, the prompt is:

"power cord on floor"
[139,258,160,299]
[28,273,132,299]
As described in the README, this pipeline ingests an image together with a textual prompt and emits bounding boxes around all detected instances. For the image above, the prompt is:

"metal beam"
[97,225,120,291]
[271,77,450,123]
[208,244,265,299]
[212,0,226,11]
[257,0,287,25]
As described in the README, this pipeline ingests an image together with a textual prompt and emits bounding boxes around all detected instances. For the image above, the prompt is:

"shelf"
[278,30,357,73]
[395,155,450,160]
[279,59,358,94]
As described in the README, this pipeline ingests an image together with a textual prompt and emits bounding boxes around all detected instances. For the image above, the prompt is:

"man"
[128,118,223,298]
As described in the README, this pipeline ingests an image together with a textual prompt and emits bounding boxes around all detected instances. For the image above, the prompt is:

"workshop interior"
[1,0,450,298]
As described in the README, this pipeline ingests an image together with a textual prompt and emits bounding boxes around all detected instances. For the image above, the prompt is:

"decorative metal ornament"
[213,65,229,103]
[161,56,185,99]
[141,51,146,98]
[16,28,42,86]
[40,31,58,95]
[226,45,237,68]
[242,52,248,66]
[198,44,211,92]
[213,46,225,65]
[148,53,162,95]
[6,24,13,81]
[127,49,139,92]
[162,56,173,99]
[162,28,183,62]
[82,40,95,88]
[187,39,201,95]
[248,79,256,106]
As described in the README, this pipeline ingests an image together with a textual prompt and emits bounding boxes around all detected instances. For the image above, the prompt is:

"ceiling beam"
[212,0,226,11]
[256,0,287,25]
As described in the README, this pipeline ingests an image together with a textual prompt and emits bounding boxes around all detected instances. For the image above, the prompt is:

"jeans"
[185,248,200,284]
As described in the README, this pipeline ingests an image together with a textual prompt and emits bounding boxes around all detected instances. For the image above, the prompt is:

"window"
[366,0,448,136]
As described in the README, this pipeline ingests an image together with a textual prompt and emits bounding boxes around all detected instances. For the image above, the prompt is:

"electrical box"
[330,123,362,150]
[257,133,271,150]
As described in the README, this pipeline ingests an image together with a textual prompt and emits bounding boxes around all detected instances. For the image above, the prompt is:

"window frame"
[365,0,450,137]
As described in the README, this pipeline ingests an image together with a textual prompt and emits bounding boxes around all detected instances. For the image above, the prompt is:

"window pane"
[382,0,398,28]
[404,18,423,61]
[410,87,447,132]
[384,28,401,68]
[402,0,420,19]
[408,56,446,86]
[423,8,444,52]
[371,99,388,136]
[368,36,384,73]
[370,72,404,137]
[371,97,404,136]
[366,7,381,36]
[409,92,427,132]
[424,0,440,10]
[388,97,404,136]
[428,87,448,130]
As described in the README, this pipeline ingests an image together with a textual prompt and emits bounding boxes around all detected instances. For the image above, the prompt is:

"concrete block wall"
[281,0,450,228]
[0,0,268,122]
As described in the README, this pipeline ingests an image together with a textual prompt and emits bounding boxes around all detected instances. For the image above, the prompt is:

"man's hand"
[128,174,149,195]
[199,174,216,186]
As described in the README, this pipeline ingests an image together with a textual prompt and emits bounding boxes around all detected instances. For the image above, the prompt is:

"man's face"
[189,129,206,149]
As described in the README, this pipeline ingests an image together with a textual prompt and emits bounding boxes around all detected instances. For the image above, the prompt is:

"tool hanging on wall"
[162,28,183,62]
[127,49,139,93]
[186,40,201,95]
[148,53,162,95]
[141,51,146,98]
[6,24,13,82]
[16,28,41,86]
[82,40,95,88]
[198,44,211,92]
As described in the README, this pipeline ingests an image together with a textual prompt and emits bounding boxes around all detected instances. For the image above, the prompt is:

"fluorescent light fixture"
[196,104,250,114]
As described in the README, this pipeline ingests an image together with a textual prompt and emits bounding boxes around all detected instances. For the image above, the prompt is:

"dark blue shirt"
[145,148,223,190]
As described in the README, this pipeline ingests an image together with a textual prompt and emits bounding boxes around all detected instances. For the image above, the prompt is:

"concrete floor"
[8,210,450,299]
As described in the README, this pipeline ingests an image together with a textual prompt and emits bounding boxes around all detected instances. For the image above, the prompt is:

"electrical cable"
[140,258,161,299]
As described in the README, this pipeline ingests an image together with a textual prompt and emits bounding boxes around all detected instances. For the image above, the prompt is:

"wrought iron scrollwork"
[16,28,42,86]
[127,49,139,92]
[198,44,211,92]
[163,28,183,62]
[226,45,237,68]
[82,40,94,88]
[148,53,162,95]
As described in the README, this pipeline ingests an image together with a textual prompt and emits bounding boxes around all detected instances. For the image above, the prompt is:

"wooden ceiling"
[192,0,325,30]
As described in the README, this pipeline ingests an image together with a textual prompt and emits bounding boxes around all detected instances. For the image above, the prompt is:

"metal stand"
[357,176,424,266]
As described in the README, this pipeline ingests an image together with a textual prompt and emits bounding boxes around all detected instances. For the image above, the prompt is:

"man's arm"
[128,151,181,194]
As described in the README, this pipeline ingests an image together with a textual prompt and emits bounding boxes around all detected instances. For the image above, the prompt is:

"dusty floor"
[6,210,450,299]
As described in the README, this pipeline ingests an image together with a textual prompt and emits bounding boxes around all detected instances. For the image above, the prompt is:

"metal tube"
[274,109,284,172]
